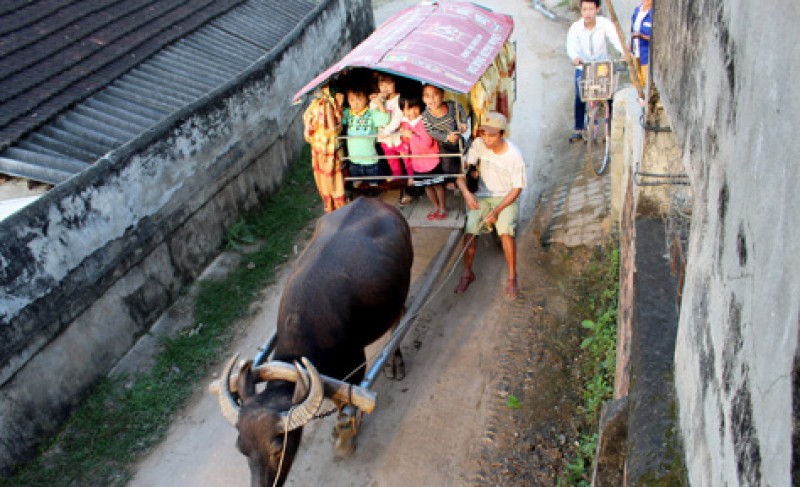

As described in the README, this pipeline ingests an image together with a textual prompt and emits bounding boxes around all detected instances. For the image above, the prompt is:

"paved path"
[534,161,612,247]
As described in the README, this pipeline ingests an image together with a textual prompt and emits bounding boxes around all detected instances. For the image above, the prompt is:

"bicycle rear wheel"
[586,103,610,176]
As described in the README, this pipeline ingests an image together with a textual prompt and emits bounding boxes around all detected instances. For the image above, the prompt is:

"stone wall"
[655,0,800,484]
[0,0,374,474]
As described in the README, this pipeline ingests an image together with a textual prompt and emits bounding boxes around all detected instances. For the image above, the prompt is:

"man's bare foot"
[454,273,476,294]
[505,278,520,301]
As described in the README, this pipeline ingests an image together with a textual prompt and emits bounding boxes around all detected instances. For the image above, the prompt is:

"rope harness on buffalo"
[310,367,361,420]
[274,414,290,487]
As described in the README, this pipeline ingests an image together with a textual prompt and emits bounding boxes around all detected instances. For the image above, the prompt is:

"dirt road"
[129,1,578,485]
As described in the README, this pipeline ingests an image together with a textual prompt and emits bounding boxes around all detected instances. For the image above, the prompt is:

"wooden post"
[604,0,645,100]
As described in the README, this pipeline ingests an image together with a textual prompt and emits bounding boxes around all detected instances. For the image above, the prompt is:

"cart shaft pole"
[360,228,463,389]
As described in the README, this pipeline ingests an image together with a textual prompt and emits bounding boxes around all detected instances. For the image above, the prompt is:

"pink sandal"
[427,210,440,220]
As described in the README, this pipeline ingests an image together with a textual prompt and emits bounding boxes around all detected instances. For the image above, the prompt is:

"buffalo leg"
[393,349,405,380]
[383,348,405,380]
[333,405,360,458]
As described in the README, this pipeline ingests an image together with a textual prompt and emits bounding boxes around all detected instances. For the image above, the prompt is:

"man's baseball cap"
[481,112,507,132]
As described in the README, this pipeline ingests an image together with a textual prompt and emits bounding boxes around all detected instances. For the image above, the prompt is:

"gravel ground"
[466,235,596,486]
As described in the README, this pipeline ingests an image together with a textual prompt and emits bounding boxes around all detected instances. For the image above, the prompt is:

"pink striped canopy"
[292,2,514,103]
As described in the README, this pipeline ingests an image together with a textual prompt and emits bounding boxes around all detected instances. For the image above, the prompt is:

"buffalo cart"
[295,1,517,229]
[211,0,516,476]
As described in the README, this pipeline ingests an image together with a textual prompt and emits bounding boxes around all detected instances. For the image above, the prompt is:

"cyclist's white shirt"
[466,138,527,198]
[566,16,623,67]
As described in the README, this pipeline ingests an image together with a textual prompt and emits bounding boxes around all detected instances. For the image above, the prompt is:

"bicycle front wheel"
[586,103,610,176]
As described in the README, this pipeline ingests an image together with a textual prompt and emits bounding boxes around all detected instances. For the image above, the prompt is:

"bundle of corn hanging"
[468,40,516,136]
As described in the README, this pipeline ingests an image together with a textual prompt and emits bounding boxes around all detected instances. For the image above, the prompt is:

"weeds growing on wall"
[1,147,322,487]
[559,246,620,486]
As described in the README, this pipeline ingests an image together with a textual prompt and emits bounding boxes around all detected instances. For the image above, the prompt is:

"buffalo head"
[214,355,324,487]
[210,355,377,485]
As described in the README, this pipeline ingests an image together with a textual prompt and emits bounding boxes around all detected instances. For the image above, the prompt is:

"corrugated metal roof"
[0,0,247,147]
[0,0,315,184]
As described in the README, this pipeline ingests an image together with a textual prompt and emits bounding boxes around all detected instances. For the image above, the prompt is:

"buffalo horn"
[208,353,241,426]
[291,360,311,404]
[279,357,324,432]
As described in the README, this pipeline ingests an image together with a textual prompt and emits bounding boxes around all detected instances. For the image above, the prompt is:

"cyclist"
[565,0,623,143]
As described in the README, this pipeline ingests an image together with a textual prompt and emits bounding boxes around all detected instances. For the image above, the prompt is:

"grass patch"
[559,245,620,486]
[1,147,322,487]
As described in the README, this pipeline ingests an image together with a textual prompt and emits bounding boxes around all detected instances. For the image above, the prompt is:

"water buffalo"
[212,197,413,486]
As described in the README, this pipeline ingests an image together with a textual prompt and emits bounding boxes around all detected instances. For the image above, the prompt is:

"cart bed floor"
[380,189,466,229]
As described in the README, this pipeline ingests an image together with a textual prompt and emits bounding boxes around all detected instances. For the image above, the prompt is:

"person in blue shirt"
[630,0,653,87]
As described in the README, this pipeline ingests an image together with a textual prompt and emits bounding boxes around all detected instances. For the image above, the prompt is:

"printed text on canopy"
[292,1,514,103]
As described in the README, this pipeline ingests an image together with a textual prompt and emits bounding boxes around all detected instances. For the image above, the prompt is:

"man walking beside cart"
[455,112,526,301]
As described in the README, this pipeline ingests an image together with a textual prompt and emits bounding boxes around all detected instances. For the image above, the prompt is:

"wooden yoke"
[210,359,378,414]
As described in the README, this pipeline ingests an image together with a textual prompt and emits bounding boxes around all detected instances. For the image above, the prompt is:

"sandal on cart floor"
[427,210,440,220]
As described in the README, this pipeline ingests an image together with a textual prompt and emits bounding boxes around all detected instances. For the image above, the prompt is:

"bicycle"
[579,60,616,176]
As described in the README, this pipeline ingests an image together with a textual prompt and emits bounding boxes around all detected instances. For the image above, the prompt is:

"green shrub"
[561,247,620,485]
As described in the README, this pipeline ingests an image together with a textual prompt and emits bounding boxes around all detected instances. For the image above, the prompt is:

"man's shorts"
[465,197,520,236]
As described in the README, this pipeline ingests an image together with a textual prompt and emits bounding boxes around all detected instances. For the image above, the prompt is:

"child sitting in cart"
[399,95,446,220]
[421,84,468,179]
[338,86,390,186]
[371,72,413,204]
[371,76,403,168]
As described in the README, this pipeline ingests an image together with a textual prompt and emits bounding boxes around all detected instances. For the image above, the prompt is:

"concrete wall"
[607,84,687,484]
[0,0,374,474]
[655,0,800,484]
[610,87,644,400]
[612,86,688,389]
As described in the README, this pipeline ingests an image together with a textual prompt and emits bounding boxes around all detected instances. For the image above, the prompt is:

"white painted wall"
[0,0,375,474]
[655,0,800,484]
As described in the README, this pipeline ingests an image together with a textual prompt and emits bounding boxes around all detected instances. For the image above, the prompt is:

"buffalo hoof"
[383,350,406,381]
[334,434,356,459]
[383,361,396,380]
[333,412,357,458]
[392,353,405,380]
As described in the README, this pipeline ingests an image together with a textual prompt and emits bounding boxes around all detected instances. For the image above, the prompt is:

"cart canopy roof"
[292,1,514,103]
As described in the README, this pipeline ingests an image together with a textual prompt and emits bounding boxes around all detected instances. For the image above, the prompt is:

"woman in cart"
[422,84,468,176]
[420,83,468,219]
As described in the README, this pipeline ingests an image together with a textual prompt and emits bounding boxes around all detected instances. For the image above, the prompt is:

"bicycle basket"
[579,60,615,101]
